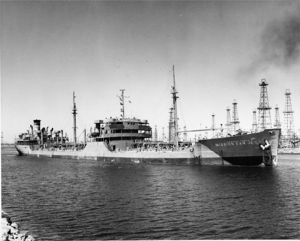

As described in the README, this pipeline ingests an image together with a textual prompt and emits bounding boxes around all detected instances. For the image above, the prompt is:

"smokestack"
[33,119,41,132]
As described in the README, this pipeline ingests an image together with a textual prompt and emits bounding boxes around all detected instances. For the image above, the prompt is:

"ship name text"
[214,138,259,147]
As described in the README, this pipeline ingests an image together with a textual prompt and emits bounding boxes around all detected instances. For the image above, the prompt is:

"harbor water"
[2,146,300,240]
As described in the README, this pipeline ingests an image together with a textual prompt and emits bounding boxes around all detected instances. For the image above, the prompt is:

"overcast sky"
[1,0,300,142]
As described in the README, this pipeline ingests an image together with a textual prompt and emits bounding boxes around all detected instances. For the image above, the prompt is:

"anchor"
[260,139,275,166]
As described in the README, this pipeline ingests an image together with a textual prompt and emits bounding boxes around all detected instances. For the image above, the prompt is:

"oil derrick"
[257,79,272,130]
[232,99,240,132]
[274,105,281,128]
[283,89,295,141]
[252,109,258,132]
[225,107,232,134]
[168,107,174,143]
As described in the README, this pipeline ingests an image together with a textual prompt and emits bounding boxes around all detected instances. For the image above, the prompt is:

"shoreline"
[1,211,35,241]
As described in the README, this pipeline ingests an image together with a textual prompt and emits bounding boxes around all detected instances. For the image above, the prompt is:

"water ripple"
[2,151,300,240]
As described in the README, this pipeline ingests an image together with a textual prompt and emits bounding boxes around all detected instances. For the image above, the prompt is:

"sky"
[1,0,300,143]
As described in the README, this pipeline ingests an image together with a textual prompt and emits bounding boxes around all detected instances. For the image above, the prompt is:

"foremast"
[172,65,179,148]
[72,91,77,147]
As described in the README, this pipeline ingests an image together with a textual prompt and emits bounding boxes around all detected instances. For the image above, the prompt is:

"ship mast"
[119,89,130,119]
[119,89,125,119]
[72,91,77,147]
[172,65,179,148]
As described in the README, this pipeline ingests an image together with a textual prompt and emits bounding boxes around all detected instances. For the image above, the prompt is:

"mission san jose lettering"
[215,138,258,147]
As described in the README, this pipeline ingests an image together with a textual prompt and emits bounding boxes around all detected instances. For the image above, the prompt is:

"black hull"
[198,129,281,166]
[223,156,263,166]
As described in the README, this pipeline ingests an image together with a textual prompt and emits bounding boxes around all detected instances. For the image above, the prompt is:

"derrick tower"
[283,89,294,140]
[232,99,240,132]
[257,79,272,130]
[252,109,258,132]
[274,105,281,128]
[225,107,232,134]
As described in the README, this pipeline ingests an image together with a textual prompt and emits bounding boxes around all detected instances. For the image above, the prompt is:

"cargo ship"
[15,67,280,166]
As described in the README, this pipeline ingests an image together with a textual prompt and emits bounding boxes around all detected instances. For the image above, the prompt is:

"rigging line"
[152,71,173,114]
[77,129,85,139]
[61,115,73,134]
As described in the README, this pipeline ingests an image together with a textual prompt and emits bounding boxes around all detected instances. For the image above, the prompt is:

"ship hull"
[14,142,201,165]
[15,129,280,166]
[197,129,281,166]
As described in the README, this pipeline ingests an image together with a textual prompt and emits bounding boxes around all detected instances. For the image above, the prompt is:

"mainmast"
[72,91,77,147]
[119,89,128,119]
[168,107,174,143]
[172,65,179,148]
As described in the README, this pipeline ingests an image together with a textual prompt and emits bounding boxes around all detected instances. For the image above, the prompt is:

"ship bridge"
[92,117,152,143]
